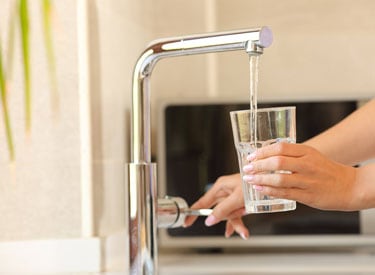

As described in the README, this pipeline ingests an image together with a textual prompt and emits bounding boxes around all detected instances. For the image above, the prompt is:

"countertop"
[159,252,375,274]
[2,252,375,275]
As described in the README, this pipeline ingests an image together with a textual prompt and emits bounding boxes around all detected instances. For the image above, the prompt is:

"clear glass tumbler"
[230,106,297,214]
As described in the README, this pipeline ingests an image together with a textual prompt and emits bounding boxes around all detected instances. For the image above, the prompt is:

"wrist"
[352,164,375,210]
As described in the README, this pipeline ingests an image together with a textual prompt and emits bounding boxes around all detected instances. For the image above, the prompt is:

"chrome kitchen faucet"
[128,27,273,275]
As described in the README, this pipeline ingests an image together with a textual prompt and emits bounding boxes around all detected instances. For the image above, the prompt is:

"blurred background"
[0,0,374,273]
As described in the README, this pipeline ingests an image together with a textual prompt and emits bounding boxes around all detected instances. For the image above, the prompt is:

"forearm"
[305,98,375,166]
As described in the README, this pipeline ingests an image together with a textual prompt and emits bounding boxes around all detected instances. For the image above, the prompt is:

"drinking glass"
[230,106,297,213]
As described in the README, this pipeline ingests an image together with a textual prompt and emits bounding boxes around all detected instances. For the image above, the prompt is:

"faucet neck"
[130,27,273,163]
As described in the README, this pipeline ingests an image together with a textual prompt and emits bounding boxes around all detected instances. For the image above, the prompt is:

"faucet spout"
[128,27,273,275]
[131,27,272,163]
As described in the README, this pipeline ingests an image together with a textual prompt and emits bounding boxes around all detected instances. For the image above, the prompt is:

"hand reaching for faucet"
[184,173,249,240]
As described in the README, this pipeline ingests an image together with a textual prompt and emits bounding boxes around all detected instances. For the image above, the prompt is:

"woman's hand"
[183,142,368,240]
[243,142,359,211]
[184,173,249,239]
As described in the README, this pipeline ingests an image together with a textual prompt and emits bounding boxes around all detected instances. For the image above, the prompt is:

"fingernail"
[243,164,253,172]
[225,231,231,238]
[247,153,256,161]
[253,185,263,191]
[205,215,218,227]
[243,175,254,182]
[240,232,248,240]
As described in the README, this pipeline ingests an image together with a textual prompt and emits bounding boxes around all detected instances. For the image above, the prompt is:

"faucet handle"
[157,196,213,228]
[184,208,213,216]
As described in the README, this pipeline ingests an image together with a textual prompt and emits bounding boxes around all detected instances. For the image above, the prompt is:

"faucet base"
[128,163,158,275]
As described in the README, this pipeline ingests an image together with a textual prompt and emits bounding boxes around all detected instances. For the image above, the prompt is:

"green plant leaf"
[42,0,58,114]
[1,0,59,161]
[0,43,15,161]
[19,0,31,133]
[6,1,17,82]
